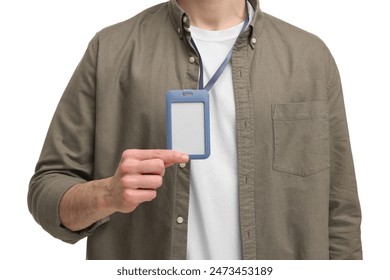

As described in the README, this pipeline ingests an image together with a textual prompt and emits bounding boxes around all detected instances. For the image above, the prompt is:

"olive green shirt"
[28,0,362,260]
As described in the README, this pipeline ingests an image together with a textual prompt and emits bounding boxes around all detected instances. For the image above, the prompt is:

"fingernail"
[181,154,189,162]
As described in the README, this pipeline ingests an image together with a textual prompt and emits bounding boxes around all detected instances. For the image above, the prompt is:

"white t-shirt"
[186,4,254,260]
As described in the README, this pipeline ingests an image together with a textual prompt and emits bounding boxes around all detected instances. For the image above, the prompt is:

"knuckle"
[148,191,157,201]
[122,149,137,160]
[156,159,165,173]
[154,176,163,187]
[152,150,163,159]
[118,163,128,175]
[121,149,131,160]
[123,189,137,203]
[119,159,138,174]
[119,175,135,188]
[125,159,138,172]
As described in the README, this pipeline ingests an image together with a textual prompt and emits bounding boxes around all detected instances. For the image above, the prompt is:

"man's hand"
[59,149,188,231]
[107,149,189,213]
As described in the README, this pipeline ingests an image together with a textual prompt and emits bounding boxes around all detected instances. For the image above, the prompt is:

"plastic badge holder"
[166,89,210,160]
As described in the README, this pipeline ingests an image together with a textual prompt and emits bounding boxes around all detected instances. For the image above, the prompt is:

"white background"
[0,0,389,279]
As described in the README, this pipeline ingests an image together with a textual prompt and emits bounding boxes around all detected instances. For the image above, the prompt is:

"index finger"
[122,149,189,166]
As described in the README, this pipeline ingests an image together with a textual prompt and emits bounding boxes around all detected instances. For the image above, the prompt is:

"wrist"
[94,177,117,215]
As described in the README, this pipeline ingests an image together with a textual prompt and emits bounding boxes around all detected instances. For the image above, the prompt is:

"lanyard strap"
[190,1,250,92]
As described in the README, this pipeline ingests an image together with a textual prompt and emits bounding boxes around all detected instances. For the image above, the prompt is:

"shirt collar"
[168,0,264,47]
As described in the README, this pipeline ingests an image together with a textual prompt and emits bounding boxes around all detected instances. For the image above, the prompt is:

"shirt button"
[179,162,186,168]
[177,27,181,34]
[183,16,188,23]
[189,56,196,63]
[177,216,184,224]
[251,37,257,44]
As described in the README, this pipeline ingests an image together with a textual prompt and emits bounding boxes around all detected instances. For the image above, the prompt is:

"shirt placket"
[232,33,257,260]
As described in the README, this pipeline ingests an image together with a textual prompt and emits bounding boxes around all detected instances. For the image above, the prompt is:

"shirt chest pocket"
[271,101,330,177]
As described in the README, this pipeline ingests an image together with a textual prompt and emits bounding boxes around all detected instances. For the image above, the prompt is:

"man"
[28,0,362,260]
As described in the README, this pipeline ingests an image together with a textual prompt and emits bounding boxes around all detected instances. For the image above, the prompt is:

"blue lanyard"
[190,1,250,92]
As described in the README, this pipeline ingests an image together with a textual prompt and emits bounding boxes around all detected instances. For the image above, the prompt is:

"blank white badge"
[171,102,205,154]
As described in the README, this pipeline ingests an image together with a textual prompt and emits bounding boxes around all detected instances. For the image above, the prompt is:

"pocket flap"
[272,101,329,121]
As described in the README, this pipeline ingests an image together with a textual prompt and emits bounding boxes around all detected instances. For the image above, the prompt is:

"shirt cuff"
[37,175,110,244]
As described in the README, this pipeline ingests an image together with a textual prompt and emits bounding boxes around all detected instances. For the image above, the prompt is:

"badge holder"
[166,1,249,160]
[166,89,210,160]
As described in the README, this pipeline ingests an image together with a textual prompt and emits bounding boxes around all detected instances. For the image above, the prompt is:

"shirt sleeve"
[27,35,110,244]
[325,47,363,259]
